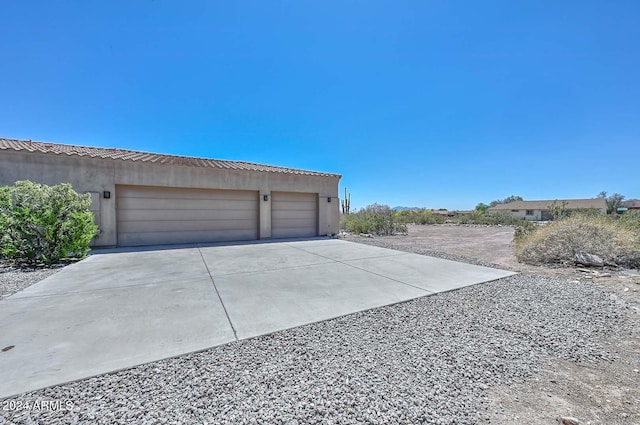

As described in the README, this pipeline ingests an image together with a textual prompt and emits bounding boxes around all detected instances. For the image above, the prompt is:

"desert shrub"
[618,210,640,234]
[394,209,414,224]
[341,204,407,236]
[394,209,445,225]
[516,214,640,268]
[449,211,528,226]
[452,213,473,224]
[415,210,446,225]
[340,212,372,234]
[547,200,569,219]
[0,181,98,266]
[513,220,537,242]
[395,209,528,227]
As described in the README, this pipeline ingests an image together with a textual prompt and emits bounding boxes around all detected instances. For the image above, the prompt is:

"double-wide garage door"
[116,185,259,246]
[116,186,319,246]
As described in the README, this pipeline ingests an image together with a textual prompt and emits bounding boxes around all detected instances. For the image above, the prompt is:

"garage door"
[271,192,318,239]
[116,185,259,246]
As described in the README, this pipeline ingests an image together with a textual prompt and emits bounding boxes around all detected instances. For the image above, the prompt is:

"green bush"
[340,212,372,234]
[515,214,640,268]
[394,209,445,225]
[448,211,528,226]
[395,208,531,227]
[0,181,98,266]
[618,210,640,234]
[513,220,537,242]
[341,204,407,236]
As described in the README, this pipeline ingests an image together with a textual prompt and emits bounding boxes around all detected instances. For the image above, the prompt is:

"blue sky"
[1,1,638,210]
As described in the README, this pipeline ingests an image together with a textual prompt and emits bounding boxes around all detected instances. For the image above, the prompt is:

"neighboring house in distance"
[427,210,475,217]
[430,209,455,217]
[622,199,640,211]
[487,198,607,221]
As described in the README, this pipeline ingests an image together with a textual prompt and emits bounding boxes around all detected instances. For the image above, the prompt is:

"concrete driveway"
[0,238,515,398]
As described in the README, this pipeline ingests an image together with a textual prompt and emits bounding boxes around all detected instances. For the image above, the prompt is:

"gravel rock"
[575,252,604,267]
[0,266,61,299]
[557,416,581,425]
[1,269,628,424]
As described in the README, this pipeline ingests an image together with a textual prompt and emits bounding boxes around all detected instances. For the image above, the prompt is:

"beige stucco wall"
[0,150,341,246]
[506,209,542,221]
[319,195,340,236]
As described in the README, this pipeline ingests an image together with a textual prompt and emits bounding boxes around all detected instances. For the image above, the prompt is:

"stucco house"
[487,198,607,221]
[622,199,640,210]
[0,138,341,247]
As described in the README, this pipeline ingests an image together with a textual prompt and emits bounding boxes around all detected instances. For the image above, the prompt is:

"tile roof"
[623,199,640,209]
[488,198,607,211]
[0,138,341,178]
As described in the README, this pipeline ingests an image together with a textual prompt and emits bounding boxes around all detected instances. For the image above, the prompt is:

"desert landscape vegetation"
[338,192,640,424]
[1,184,639,423]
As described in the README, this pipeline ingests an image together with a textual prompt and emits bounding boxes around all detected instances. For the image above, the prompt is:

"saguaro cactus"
[341,187,351,215]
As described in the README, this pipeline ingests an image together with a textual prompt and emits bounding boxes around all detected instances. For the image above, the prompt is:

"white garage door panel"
[117,185,258,246]
[271,192,318,239]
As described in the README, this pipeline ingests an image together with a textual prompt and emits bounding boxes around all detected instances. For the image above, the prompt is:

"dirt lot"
[347,224,640,425]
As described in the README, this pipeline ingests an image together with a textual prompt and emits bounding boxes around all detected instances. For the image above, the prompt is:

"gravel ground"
[1,263,628,424]
[0,266,61,299]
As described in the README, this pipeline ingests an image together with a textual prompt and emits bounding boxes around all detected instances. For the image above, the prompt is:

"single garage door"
[271,191,318,239]
[116,185,259,246]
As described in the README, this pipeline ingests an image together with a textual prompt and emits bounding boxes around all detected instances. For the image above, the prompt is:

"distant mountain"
[392,206,423,211]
